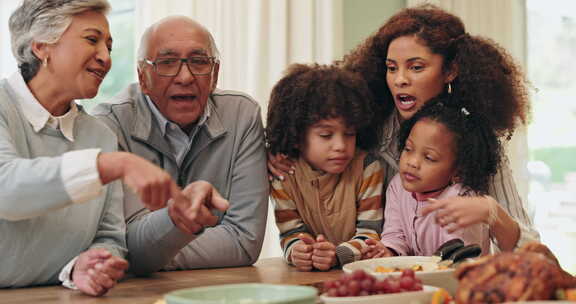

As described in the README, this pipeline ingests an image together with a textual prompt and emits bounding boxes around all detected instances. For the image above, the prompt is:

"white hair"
[9,0,111,81]
[137,15,220,68]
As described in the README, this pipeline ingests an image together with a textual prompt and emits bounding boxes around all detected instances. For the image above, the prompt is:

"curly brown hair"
[342,4,530,139]
[266,63,380,158]
[398,97,502,194]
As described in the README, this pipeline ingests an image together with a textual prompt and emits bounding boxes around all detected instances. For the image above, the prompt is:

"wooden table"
[1,258,342,304]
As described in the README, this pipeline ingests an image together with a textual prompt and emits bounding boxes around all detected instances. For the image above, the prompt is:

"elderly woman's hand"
[97,152,183,210]
[72,248,128,296]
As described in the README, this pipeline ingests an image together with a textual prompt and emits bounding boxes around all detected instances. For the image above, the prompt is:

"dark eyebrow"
[386,57,425,63]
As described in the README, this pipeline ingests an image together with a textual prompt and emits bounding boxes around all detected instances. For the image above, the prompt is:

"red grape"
[401,268,415,278]
[347,280,360,296]
[351,269,367,281]
[327,288,339,297]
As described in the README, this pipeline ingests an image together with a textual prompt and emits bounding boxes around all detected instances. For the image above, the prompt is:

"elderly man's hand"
[72,248,128,296]
[168,181,229,234]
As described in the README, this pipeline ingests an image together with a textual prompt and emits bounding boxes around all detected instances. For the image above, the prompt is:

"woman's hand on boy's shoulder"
[267,152,295,181]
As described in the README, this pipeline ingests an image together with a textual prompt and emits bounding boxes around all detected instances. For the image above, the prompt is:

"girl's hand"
[422,196,498,233]
[267,152,295,181]
[361,239,394,259]
[290,234,314,271]
[311,235,337,271]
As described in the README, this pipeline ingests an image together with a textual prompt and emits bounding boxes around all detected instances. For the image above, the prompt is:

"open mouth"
[87,68,106,80]
[396,94,416,110]
[170,94,197,101]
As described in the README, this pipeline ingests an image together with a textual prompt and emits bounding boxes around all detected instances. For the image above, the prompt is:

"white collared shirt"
[7,72,104,289]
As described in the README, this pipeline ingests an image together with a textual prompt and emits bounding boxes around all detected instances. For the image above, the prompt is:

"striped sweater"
[271,151,384,266]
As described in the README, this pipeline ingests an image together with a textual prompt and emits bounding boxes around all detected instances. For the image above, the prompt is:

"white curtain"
[0,1,19,78]
[135,0,344,259]
[407,0,530,203]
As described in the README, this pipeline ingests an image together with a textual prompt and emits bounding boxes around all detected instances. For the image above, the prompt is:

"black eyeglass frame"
[144,56,217,77]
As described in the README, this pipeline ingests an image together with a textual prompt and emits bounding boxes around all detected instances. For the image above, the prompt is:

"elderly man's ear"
[210,62,220,92]
[137,65,153,95]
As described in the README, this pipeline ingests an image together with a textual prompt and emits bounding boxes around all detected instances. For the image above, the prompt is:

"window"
[527,0,576,274]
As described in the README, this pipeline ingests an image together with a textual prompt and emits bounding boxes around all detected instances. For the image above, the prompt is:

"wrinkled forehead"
[148,21,211,57]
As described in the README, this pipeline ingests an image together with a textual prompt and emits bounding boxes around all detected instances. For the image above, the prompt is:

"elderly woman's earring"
[42,57,48,68]
[447,82,453,94]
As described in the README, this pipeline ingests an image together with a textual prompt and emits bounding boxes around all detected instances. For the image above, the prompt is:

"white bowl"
[320,285,438,304]
[343,256,458,295]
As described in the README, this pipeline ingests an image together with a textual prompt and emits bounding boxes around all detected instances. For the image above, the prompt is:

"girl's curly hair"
[266,63,380,158]
[398,96,502,194]
[342,4,530,139]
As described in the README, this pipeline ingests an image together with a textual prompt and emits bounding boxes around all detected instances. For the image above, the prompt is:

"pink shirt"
[381,174,490,256]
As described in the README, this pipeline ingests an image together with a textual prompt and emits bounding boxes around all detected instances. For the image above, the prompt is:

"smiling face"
[386,35,455,122]
[399,118,458,193]
[139,18,219,131]
[40,10,112,100]
[300,117,357,174]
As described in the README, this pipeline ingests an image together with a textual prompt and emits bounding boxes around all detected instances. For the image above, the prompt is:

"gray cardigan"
[92,83,268,274]
[0,79,126,287]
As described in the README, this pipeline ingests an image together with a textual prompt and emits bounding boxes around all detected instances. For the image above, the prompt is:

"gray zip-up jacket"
[92,83,268,274]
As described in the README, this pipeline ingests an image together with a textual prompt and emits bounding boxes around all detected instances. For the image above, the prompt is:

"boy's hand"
[290,234,314,271]
[361,239,394,259]
[72,248,128,296]
[311,234,337,271]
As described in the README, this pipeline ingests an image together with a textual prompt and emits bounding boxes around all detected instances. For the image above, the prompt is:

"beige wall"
[342,0,406,56]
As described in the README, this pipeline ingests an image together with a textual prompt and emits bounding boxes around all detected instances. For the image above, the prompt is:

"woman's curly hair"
[398,96,502,194]
[342,4,530,139]
[266,63,380,158]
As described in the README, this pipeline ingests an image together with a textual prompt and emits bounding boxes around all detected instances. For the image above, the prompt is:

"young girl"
[364,98,501,258]
[266,64,384,271]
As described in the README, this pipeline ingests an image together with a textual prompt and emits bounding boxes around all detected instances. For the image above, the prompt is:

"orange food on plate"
[374,264,424,273]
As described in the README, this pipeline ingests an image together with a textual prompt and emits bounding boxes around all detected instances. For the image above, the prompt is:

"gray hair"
[9,0,111,82]
[137,15,220,68]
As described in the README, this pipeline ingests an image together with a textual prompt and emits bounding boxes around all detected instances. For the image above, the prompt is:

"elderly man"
[92,16,268,274]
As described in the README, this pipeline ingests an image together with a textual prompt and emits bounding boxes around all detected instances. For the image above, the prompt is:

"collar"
[7,72,78,141]
[411,182,469,202]
[411,186,449,201]
[145,94,212,137]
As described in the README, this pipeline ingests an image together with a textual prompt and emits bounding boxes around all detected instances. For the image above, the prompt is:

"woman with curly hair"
[267,64,385,271]
[364,97,500,258]
[269,5,538,252]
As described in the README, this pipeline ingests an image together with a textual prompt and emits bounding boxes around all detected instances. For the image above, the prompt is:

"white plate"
[320,285,438,304]
[342,256,457,295]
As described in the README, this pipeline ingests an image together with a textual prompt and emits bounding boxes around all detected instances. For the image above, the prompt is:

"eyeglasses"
[144,56,216,77]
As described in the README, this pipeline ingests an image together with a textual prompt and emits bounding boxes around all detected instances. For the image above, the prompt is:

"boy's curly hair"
[398,97,502,194]
[266,64,380,158]
[342,4,530,139]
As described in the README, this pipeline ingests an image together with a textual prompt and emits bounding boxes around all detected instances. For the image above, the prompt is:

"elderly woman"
[0,0,194,296]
